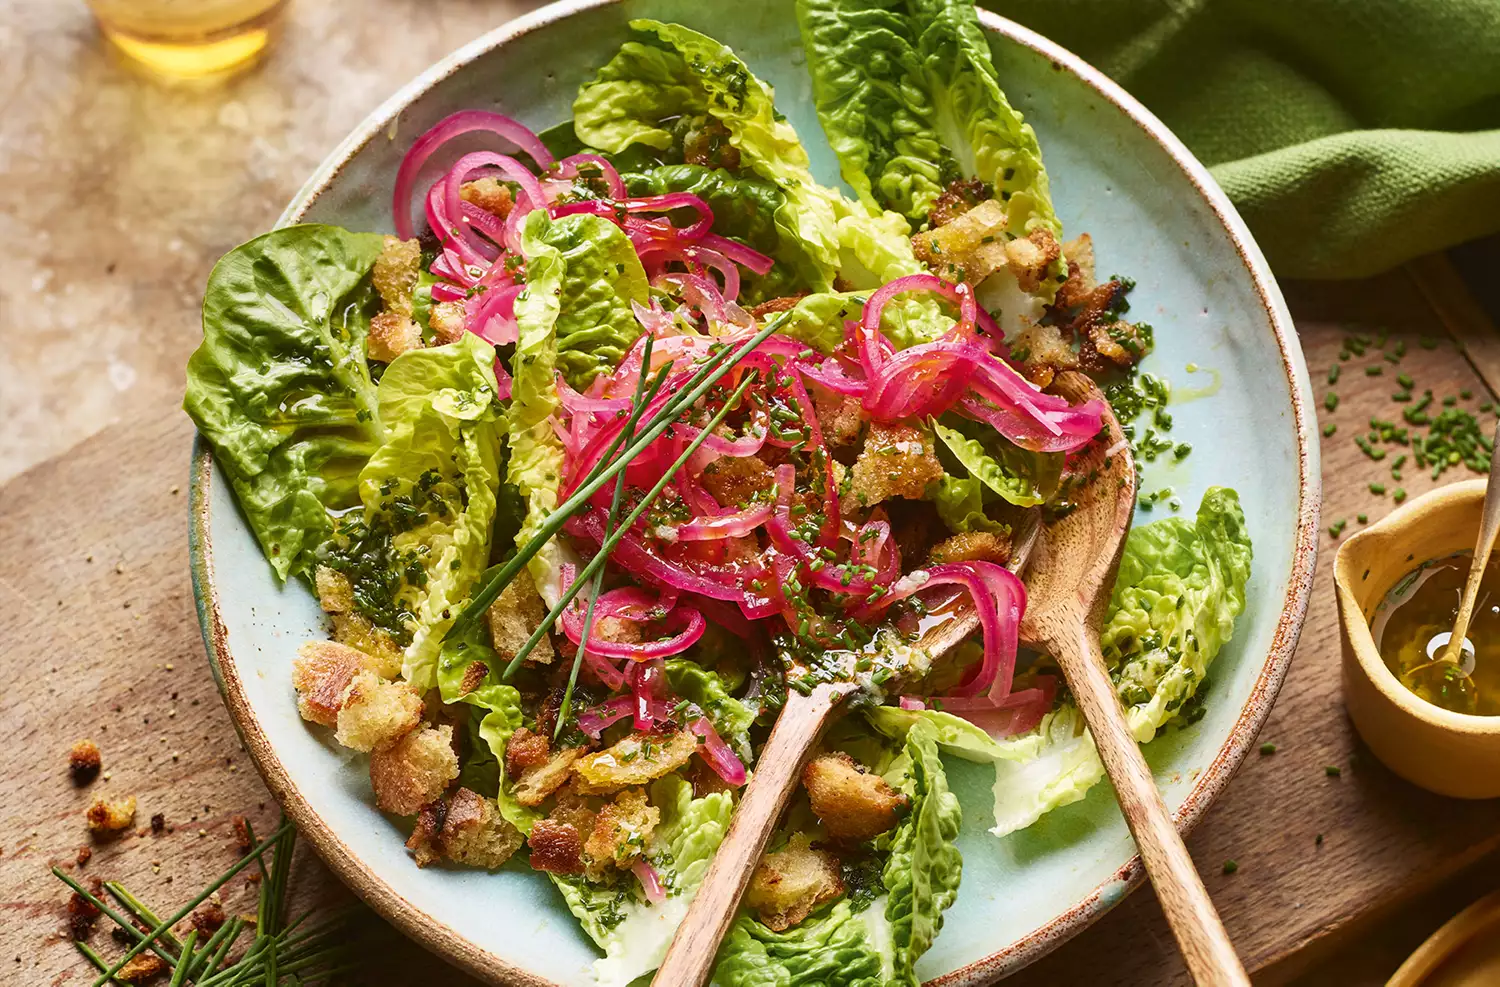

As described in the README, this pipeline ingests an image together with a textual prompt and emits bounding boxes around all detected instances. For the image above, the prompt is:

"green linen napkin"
[987,0,1500,278]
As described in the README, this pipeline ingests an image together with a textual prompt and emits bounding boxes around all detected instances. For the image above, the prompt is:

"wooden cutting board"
[4,264,1499,986]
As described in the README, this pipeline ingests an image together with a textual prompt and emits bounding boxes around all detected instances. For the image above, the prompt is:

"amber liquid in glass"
[87,0,285,77]
[1371,553,1499,716]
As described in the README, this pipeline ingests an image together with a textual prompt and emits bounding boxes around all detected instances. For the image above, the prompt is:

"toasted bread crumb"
[67,879,103,940]
[486,572,555,666]
[86,795,137,837]
[527,818,585,875]
[372,235,420,317]
[369,725,459,817]
[513,747,584,807]
[334,671,423,753]
[117,953,168,984]
[803,753,907,841]
[842,422,943,514]
[69,739,102,785]
[573,730,698,796]
[927,530,1012,566]
[746,834,844,931]
[583,788,660,878]
[441,788,524,870]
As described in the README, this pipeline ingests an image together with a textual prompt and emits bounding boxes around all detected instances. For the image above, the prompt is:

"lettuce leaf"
[931,416,1062,508]
[868,704,1104,838]
[508,211,578,607]
[435,570,539,832]
[574,20,842,292]
[798,0,1066,296]
[335,333,502,690]
[622,164,812,304]
[552,776,733,987]
[664,660,755,757]
[185,224,385,581]
[927,474,1003,534]
[714,719,960,987]
[1104,487,1253,742]
[528,212,649,389]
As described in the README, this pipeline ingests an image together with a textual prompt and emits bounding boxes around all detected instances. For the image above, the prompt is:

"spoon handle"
[653,683,847,987]
[1051,622,1250,986]
[1447,419,1500,661]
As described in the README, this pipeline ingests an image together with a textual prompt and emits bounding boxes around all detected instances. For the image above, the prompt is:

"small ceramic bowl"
[1388,890,1500,986]
[1334,479,1500,798]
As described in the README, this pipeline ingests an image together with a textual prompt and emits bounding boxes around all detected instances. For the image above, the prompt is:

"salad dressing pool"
[1372,552,1500,716]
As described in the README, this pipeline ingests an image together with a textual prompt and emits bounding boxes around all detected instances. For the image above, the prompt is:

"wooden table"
[3,4,1499,985]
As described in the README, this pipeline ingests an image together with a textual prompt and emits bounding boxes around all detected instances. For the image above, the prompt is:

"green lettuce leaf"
[552,776,734,987]
[622,164,812,304]
[927,474,1003,534]
[931,416,1062,508]
[435,567,540,832]
[868,704,1104,838]
[574,20,842,292]
[797,0,1063,237]
[664,660,755,756]
[529,212,649,389]
[1104,487,1254,742]
[345,334,502,690]
[715,900,893,987]
[185,224,385,581]
[508,211,578,607]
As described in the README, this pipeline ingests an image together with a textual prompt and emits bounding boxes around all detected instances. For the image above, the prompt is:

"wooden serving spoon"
[652,511,1040,987]
[1018,370,1249,985]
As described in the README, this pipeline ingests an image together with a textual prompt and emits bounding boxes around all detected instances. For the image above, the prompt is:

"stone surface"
[0,0,540,483]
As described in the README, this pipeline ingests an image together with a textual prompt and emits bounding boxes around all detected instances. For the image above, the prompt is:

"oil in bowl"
[1372,552,1500,716]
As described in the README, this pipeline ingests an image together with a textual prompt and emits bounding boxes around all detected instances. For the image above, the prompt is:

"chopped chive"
[1327,365,1341,385]
[1259,742,1277,755]
[1325,765,1342,777]
[1322,423,1337,437]
[1393,488,1407,503]
[1325,392,1339,411]
[1370,482,1386,494]
[1222,860,1239,874]
[1357,513,1368,523]
[1461,389,1472,399]
[1397,373,1413,389]
[1365,365,1383,376]
[1419,336,1439,350]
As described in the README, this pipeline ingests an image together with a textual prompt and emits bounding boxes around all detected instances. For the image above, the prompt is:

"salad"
[185,1,1254,984]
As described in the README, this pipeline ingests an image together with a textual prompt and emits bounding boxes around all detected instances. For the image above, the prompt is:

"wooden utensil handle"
[653,685,845,987]
[1054,622,1250,986]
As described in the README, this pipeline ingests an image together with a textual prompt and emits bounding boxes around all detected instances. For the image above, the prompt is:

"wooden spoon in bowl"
[651,511,1040,987]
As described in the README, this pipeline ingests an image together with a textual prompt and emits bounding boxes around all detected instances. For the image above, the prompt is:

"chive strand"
[74,942,128,986]
[51,870,181,969]
[187,916,243,981]
[104,882,184,952]
[451,316,785,637]
[502,371,760,680]
[168,931,198,987]
[89,820,293,987]
[555,334,656,738]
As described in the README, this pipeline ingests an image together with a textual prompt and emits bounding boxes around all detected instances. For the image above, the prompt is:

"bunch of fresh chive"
[441,316,787,737]
[56,818,361,986]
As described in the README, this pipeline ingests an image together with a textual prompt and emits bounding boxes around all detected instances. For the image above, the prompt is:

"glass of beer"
[86,0,287,78]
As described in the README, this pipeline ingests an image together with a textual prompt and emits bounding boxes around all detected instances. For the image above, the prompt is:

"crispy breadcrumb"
[748,293,809,319]
[572,730,699,796]
[803,753,907,841]
[334,671,422,752]
[911,198,1010,284]
[69,739,102,785]
[583,788,660,878]
[841,422,943,514]
[746,834,844,931]
[292,640,382,728]
[513,747,584,807]
[807,385,865,449]
[369,725,459,817]
[117,954,168,984]
[503,726,551,777]
[314,570,404,677]
[1010,321,1077,389]
[928,177,991,228]
[459,178,514,219]
[67,881,102,940]
[486,572,555,666]
[701,455,774,508]
[430,300,467,346]
[1004,228,1062,294]
[372,235,420,317]
[441,788,524,869]
[367,311,423,364]
[927,530,1012,566]
[86,795,137,837]
[527,818,586,875]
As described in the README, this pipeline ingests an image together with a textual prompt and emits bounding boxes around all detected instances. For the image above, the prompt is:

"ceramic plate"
[189,1,1320,982]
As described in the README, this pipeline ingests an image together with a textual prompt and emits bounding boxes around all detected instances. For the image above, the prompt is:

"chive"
[1365,365,1382,376]
[1370,482,1386,494]
[1397,373,1413,389]
[1325,392,1339,411]
[168,931,198,987]
[1259,742,1277,755]
[1393,488,1407,503]
[555,337,657,739]
[1327,365,1340,385]
[1357,513,1368,523]
[1419,336,1438,350]
[1316,833,1325,845]
[51,871,181,970]
[1392,391,1412,402]
[452,317,787,638]
[1461,389,1472,399]
[87,820,293,986]
[501,373,761,679]
[1322,423,1337,437]
[1222,860,1239,874]
[1325,765,1342,777]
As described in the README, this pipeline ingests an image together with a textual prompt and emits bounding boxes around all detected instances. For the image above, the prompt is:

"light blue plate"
[190,1,1320,983]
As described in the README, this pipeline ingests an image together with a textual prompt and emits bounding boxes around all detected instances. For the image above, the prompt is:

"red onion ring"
[555,152,627,200]
[689,716,747,786]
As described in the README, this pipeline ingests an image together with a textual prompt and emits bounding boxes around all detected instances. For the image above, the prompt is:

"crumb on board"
[66,879,103,940]
[69,739,102,785]
[86,795,137,837]
[117,954,168,983]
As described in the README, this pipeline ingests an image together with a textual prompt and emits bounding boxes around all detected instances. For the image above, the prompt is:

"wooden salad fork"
[1013,371,1249,985]
[652,514,1040,987]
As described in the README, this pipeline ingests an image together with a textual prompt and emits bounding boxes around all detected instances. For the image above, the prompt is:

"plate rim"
[188,2,1321,983]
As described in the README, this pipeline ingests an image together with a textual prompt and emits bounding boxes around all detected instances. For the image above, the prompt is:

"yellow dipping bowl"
[1334,479,1500,798]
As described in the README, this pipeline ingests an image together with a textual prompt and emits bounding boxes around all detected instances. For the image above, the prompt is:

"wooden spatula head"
[1019,371,1137,649]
